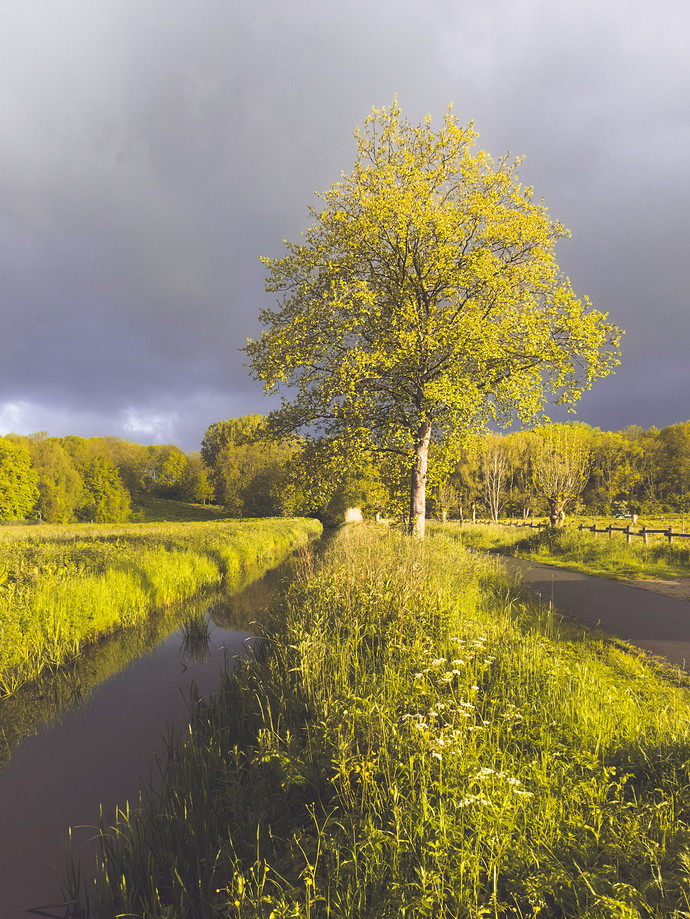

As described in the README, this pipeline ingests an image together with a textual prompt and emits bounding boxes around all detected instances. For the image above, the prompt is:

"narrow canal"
[0,561,288,918]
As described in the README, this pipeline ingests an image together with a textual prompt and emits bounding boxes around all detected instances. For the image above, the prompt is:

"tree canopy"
[0,436,38,521]
[246,101,622,535]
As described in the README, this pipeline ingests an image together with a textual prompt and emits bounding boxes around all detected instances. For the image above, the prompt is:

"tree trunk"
[409,420,432,538]
[547,497,567,527]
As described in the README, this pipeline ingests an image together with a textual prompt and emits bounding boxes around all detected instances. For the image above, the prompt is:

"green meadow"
[0,517,322,697]
[445,520,690,582]
[65,525,690,918]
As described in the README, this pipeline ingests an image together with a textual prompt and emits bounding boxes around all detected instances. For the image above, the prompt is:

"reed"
[65,526,690,918]
[0,517,321,697]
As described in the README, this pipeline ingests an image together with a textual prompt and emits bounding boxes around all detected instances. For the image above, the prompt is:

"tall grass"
[66,526,690,918]
[446,522,690,581]
[0,517,321,696]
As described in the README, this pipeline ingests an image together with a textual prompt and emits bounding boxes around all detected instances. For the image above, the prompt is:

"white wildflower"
[457,794,490,808]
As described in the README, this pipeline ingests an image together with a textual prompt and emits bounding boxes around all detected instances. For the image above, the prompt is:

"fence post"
[607,525,613,539]
[626,525,632,544]
[641,526,648,545]
[667,527,673,544]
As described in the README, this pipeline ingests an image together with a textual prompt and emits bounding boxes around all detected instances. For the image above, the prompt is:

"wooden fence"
[576,523,690,545]
[490,519,690,545]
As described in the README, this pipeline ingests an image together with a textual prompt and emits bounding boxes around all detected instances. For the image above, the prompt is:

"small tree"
[435,483,459,522]
[479,433,510,522]
[246,101,621,536]
[504,430,539,519]
[200,415,265,503]
[531,423,592,526]
[182,453,215,505]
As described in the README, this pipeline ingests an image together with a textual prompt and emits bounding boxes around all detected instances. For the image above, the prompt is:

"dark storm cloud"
[1,0,688,449]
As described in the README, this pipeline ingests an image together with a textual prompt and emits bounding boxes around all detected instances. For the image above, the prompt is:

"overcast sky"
[1,0,688,452]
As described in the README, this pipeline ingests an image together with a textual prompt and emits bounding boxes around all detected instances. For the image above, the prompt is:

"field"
[130,496,228,522]
[0,517,322,697]
[64,525,690,918]
[443,519,690,583]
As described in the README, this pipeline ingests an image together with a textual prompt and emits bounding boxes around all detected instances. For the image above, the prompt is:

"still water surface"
[0,564,286,918]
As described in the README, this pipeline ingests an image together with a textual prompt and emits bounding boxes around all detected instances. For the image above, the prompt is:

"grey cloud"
[1,0,688,451]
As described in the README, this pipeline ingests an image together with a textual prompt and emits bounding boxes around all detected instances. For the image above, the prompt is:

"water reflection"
[0,554,290,778]
[179,612,212,665]
[0,553,295,916]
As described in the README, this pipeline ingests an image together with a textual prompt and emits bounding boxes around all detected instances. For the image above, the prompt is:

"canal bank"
[0,559,292,917]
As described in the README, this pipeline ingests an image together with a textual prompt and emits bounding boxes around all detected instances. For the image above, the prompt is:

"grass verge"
[131,496,228,523]
[443,522,690,582]
[65,525,690,918]
[0,517,322,697]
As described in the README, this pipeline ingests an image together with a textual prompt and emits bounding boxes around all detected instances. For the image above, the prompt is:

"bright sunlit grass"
[64,525,690,918]
[444,520,690,581]
[0,517,322,696]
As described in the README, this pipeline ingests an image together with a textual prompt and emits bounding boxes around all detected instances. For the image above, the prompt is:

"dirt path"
[500,556,690,671]
[628,576,690,602]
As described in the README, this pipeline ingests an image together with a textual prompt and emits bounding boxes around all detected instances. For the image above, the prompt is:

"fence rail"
[577,523,690,545]
[487,519,690,544]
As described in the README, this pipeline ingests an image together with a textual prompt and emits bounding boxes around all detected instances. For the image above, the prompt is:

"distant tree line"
[0,433,213,523]
[198,416,690,526]
[437,421,690,524]
[1,418,688,524]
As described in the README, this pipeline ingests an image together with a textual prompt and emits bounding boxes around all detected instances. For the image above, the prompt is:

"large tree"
[658,422,690,511]
[479,433,511,522]
[531,423,592,526]
[246,101,621,536]
[27,435,83,522]
[0,436,39,521]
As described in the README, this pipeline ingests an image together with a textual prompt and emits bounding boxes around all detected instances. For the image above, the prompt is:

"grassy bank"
[0,517,321,696]
[0,557,290,774]
[443,522,690,581]
[66,526,690,918]
[131,496,228,522]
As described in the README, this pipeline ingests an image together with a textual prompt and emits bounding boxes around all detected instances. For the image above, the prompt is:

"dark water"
[0,563,287,918]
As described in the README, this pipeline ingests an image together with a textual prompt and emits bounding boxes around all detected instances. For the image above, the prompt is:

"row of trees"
[196,416,690,526]
[1,418,688,525]
[0,433,214,523]
[438,421,690,525]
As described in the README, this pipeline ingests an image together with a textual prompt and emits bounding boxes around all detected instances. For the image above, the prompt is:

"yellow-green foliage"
[0,517,321,696]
